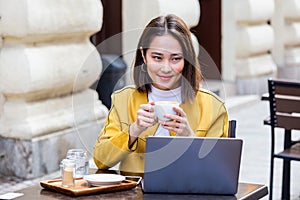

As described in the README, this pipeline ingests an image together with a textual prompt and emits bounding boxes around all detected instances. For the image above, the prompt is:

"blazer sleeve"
[93,94,133,169]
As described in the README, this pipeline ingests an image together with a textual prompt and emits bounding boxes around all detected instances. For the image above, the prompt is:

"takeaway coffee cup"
[154,101,179,121]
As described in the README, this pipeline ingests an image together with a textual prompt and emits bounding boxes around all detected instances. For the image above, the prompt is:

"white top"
[148,85,182,136]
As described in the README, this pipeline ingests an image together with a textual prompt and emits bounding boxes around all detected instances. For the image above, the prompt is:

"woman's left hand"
[159,106,194,137]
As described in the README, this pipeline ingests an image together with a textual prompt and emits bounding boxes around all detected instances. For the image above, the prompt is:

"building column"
[272,0,300,79]
[222,0,277,95]
[0,0,108,178]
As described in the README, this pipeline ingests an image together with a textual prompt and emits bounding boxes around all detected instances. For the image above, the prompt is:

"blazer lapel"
[180,99,200,132]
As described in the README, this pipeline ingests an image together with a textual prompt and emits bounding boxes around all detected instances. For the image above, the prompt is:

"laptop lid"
[142,136,243,195]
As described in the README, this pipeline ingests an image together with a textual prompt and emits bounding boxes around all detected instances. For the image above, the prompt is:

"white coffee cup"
[154,101,179,121]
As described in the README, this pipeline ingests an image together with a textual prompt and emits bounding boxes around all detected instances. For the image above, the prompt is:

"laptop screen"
[143,136,243,195]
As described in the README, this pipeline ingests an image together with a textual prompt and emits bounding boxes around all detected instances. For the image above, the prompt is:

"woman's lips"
[158,75,172,81]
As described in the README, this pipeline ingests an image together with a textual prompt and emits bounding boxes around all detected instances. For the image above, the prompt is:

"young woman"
[93,14,229,174]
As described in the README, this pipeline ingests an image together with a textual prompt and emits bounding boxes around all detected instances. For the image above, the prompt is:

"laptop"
[142,136,243,195]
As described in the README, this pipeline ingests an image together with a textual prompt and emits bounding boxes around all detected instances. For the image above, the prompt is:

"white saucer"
[83,174,125,186]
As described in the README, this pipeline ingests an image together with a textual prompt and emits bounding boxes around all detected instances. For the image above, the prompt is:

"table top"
[16,180,268,200]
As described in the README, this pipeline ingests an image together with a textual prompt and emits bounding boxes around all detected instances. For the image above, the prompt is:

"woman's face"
[143,34,184,90]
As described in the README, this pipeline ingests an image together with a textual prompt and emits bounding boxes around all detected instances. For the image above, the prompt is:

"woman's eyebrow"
[150,52,163,56]
[150,52,183,56]
[171,53,183,56]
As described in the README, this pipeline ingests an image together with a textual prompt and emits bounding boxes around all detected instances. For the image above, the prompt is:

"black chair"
[263,78,300,200]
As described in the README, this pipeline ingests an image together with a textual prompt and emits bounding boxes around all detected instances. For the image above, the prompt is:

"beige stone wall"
[272,0,300,79]
[0,0,108,139]
[222,0,277,82]
[0,0,109,178]
[222,0,300,94]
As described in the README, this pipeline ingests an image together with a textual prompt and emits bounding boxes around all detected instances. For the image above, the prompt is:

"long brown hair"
[133,14,202,103]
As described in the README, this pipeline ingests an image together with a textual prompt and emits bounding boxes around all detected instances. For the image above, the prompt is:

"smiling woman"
[93,14,229,174]
[140,34,184,90]
[134,15,201,103]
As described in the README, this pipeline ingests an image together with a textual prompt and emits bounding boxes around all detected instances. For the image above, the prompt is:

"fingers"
[161,119,193,136]
[160,117,186,130]
[159,108,194,136]
[172,106,185,118]
[137,115,156,126]
[139,103,155,113]
[136,103,157,127]
[161,105,185,123]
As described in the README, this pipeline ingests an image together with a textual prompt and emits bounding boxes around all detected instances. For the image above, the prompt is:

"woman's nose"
[160,60,172,72]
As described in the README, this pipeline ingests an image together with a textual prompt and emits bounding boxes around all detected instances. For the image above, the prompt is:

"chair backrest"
[268,79,300,130]
[228,120,237,138]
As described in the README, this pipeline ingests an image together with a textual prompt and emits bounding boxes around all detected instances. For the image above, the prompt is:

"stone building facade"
[0,0,108,178]
[222,0,300,94]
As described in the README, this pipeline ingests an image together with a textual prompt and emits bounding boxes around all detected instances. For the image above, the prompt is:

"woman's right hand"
[129,102,157,145]
[136,102,157,130]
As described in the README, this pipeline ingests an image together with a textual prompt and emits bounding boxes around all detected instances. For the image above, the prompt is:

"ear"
[140,47,147,64]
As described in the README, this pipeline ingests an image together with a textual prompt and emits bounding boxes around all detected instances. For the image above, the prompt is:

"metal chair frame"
[228,120,237,138]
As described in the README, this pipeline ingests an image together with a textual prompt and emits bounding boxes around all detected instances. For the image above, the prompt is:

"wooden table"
[15,169,268,200]
[15,183,268,200]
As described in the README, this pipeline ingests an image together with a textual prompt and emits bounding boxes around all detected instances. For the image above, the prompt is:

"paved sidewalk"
[0,95,299,199]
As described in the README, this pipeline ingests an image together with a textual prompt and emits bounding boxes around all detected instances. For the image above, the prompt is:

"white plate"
[83,174,125,186]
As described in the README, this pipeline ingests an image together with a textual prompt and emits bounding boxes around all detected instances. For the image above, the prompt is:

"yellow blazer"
[93,86,228,173]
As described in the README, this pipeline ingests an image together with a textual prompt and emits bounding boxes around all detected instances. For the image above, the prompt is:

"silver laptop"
[142,136,243,195]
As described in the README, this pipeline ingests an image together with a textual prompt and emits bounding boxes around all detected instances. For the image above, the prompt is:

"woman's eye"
[172,57,182,62]
[152,56,162,61]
